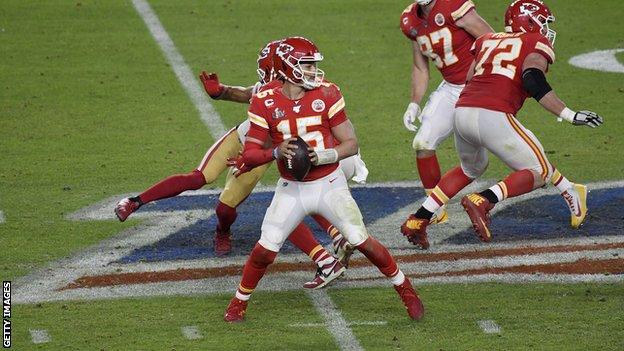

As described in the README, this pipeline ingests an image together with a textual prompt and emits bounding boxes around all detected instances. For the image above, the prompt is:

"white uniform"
[454,107,553,181]
[413,80,464,151]
[258,168,369,252]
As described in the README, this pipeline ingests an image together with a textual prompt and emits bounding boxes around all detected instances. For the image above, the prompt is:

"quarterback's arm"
[309,120,358,165]
[455,9,494,38]
[522,53,603,127]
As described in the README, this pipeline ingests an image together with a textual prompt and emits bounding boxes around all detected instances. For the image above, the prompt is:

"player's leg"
[225,180,305,322]
[412,82,460,224]
[213,162,271,256]
[401,107,486,249]
[311,214,354,267]
[461,112,554,241]
[550,168,588,228]
[315,170,424,320]
[114,128,240,221]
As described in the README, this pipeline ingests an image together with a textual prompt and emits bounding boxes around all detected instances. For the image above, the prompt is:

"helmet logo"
[519,3,540,15]
[276,44,294,59]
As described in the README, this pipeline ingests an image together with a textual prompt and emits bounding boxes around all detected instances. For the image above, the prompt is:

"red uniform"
[247,81,348,181]
[400,0,477,84]
[457,32,556,115]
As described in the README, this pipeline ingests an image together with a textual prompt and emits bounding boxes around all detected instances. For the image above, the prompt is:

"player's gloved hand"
[403,102,421,132]
[559,108,604,128]
[226,154,253,177]
[199,71,225,99]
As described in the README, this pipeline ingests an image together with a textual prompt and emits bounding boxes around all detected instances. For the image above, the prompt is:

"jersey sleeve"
[400,4,419,41]
[328,92,347,128]
[246,96,270,141]
[449,0,475,22]
[533,36,556,65]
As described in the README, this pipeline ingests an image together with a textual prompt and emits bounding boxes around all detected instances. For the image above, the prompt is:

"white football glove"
[559,108,604,128]
[403,102,421,132]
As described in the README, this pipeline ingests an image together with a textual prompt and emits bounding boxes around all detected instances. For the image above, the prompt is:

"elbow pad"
[522,68,552,101]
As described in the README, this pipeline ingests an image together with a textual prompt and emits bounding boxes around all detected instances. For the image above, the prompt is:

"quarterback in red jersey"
[113,40,355,288]
[401,0,603,248]
[400,0,493,223]
[224,37,424,323]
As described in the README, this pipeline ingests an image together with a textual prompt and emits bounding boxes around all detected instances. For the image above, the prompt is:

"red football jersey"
[456,32,556,115]
[247,81,348,181]
[400,0,477,85]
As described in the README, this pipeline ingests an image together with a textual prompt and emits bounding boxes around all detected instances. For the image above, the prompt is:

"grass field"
[2,0,623,350]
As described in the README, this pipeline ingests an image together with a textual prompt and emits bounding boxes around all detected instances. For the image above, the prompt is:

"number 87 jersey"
[400,0,477,85]
[457,31,556,116]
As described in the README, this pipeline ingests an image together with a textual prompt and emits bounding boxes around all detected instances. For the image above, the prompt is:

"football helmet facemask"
[505,0,556,44]
[415,0,434,6]
[274,36,325,90]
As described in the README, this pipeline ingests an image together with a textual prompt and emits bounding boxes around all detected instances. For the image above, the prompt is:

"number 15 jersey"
[246,81,348,182]
[457,32,556,116]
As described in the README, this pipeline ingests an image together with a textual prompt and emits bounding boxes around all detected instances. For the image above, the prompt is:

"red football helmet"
[274,36,325,90]
[257,39,282,85]
[505,0,556,44]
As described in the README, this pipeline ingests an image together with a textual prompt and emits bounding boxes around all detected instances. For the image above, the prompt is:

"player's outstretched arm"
[199,71,254,103]
[308,120,358,166]
[522,53,603,128]
[455,9,494,38]
[403,43,430,132]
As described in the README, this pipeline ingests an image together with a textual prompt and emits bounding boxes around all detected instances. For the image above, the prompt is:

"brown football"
[285,136,311,181]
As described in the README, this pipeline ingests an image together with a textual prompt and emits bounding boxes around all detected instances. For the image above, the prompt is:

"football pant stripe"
[506,114,549,181]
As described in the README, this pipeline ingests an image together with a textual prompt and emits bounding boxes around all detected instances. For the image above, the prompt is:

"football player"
[114,40,356,289]
[400,0,603,249]
[224,37,424,322]
[400,0,583,227]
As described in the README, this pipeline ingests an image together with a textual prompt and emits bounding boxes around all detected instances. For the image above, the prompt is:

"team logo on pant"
[312,99,326,112]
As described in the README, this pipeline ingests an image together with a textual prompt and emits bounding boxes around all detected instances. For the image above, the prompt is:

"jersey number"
[474,38,523,79]
[277,116,326,150]
[417,28,459,68]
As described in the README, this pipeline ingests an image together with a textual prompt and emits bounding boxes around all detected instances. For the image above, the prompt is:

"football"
[285,136,311,181]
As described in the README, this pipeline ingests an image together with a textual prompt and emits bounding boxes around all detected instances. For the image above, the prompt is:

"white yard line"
[478,320,501,334]
[131,0,227,140]
[306,290,364,351]
[29,329,51,344]
[290,321,387,328]
[181,325,203,340]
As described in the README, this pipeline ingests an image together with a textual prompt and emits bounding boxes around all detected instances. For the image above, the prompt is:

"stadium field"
[2,0,623,350]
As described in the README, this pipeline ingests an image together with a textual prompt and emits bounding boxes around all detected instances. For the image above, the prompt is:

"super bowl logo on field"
[312,99,325,112]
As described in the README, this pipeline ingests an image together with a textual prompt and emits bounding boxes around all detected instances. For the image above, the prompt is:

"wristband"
[314,149,338,165]
[559,107,576,123]
[272,147,279,159]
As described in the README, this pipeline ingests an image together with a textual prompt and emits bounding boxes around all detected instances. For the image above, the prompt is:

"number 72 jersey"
[457,32,556,116]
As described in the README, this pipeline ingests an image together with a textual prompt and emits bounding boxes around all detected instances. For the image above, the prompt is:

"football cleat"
[461,193,495,242]
[214,230,232,257]
[303,259,346,289]
[393,278,425,320]
[331,233,354,267]
[224,297,247,323]
[400,215,430,249]
[429,205,449,225]
[114,198,140,222]
[561,184,588,229]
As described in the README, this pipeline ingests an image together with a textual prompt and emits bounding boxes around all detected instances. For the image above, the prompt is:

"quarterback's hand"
[226,154,253,177]
[403,102,421,132]
[277,138,298,159]
[572,110,604,128]
[199,71,225,99]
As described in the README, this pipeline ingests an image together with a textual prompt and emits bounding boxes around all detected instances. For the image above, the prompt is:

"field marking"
[478,320,501,334]
[131,0,227,140]
[290,321,387,328]
[569,49,624,74]
[306,290,364,351]
[0,210,4,223]
[181,325,203,340]
[29,329,51,344]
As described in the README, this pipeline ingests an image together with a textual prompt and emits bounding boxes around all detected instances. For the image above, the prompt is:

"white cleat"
[331,234,354,267]
[561,184,588,229]
[303,259,346,289]
[430,204,449,225]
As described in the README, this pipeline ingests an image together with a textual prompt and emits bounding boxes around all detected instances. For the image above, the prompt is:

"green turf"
[12,284,624,350]
[2,0,623,350]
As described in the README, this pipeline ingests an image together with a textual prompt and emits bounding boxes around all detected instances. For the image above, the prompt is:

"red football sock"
[501,169,535,198]
[311,214,332,233]
[138,170,206,204]
[237,243,277,299]
[428,166,473,206]
[416,154,441,191]
[356,237,399,278]
[215,201,237,233]
[288,223,322,257]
